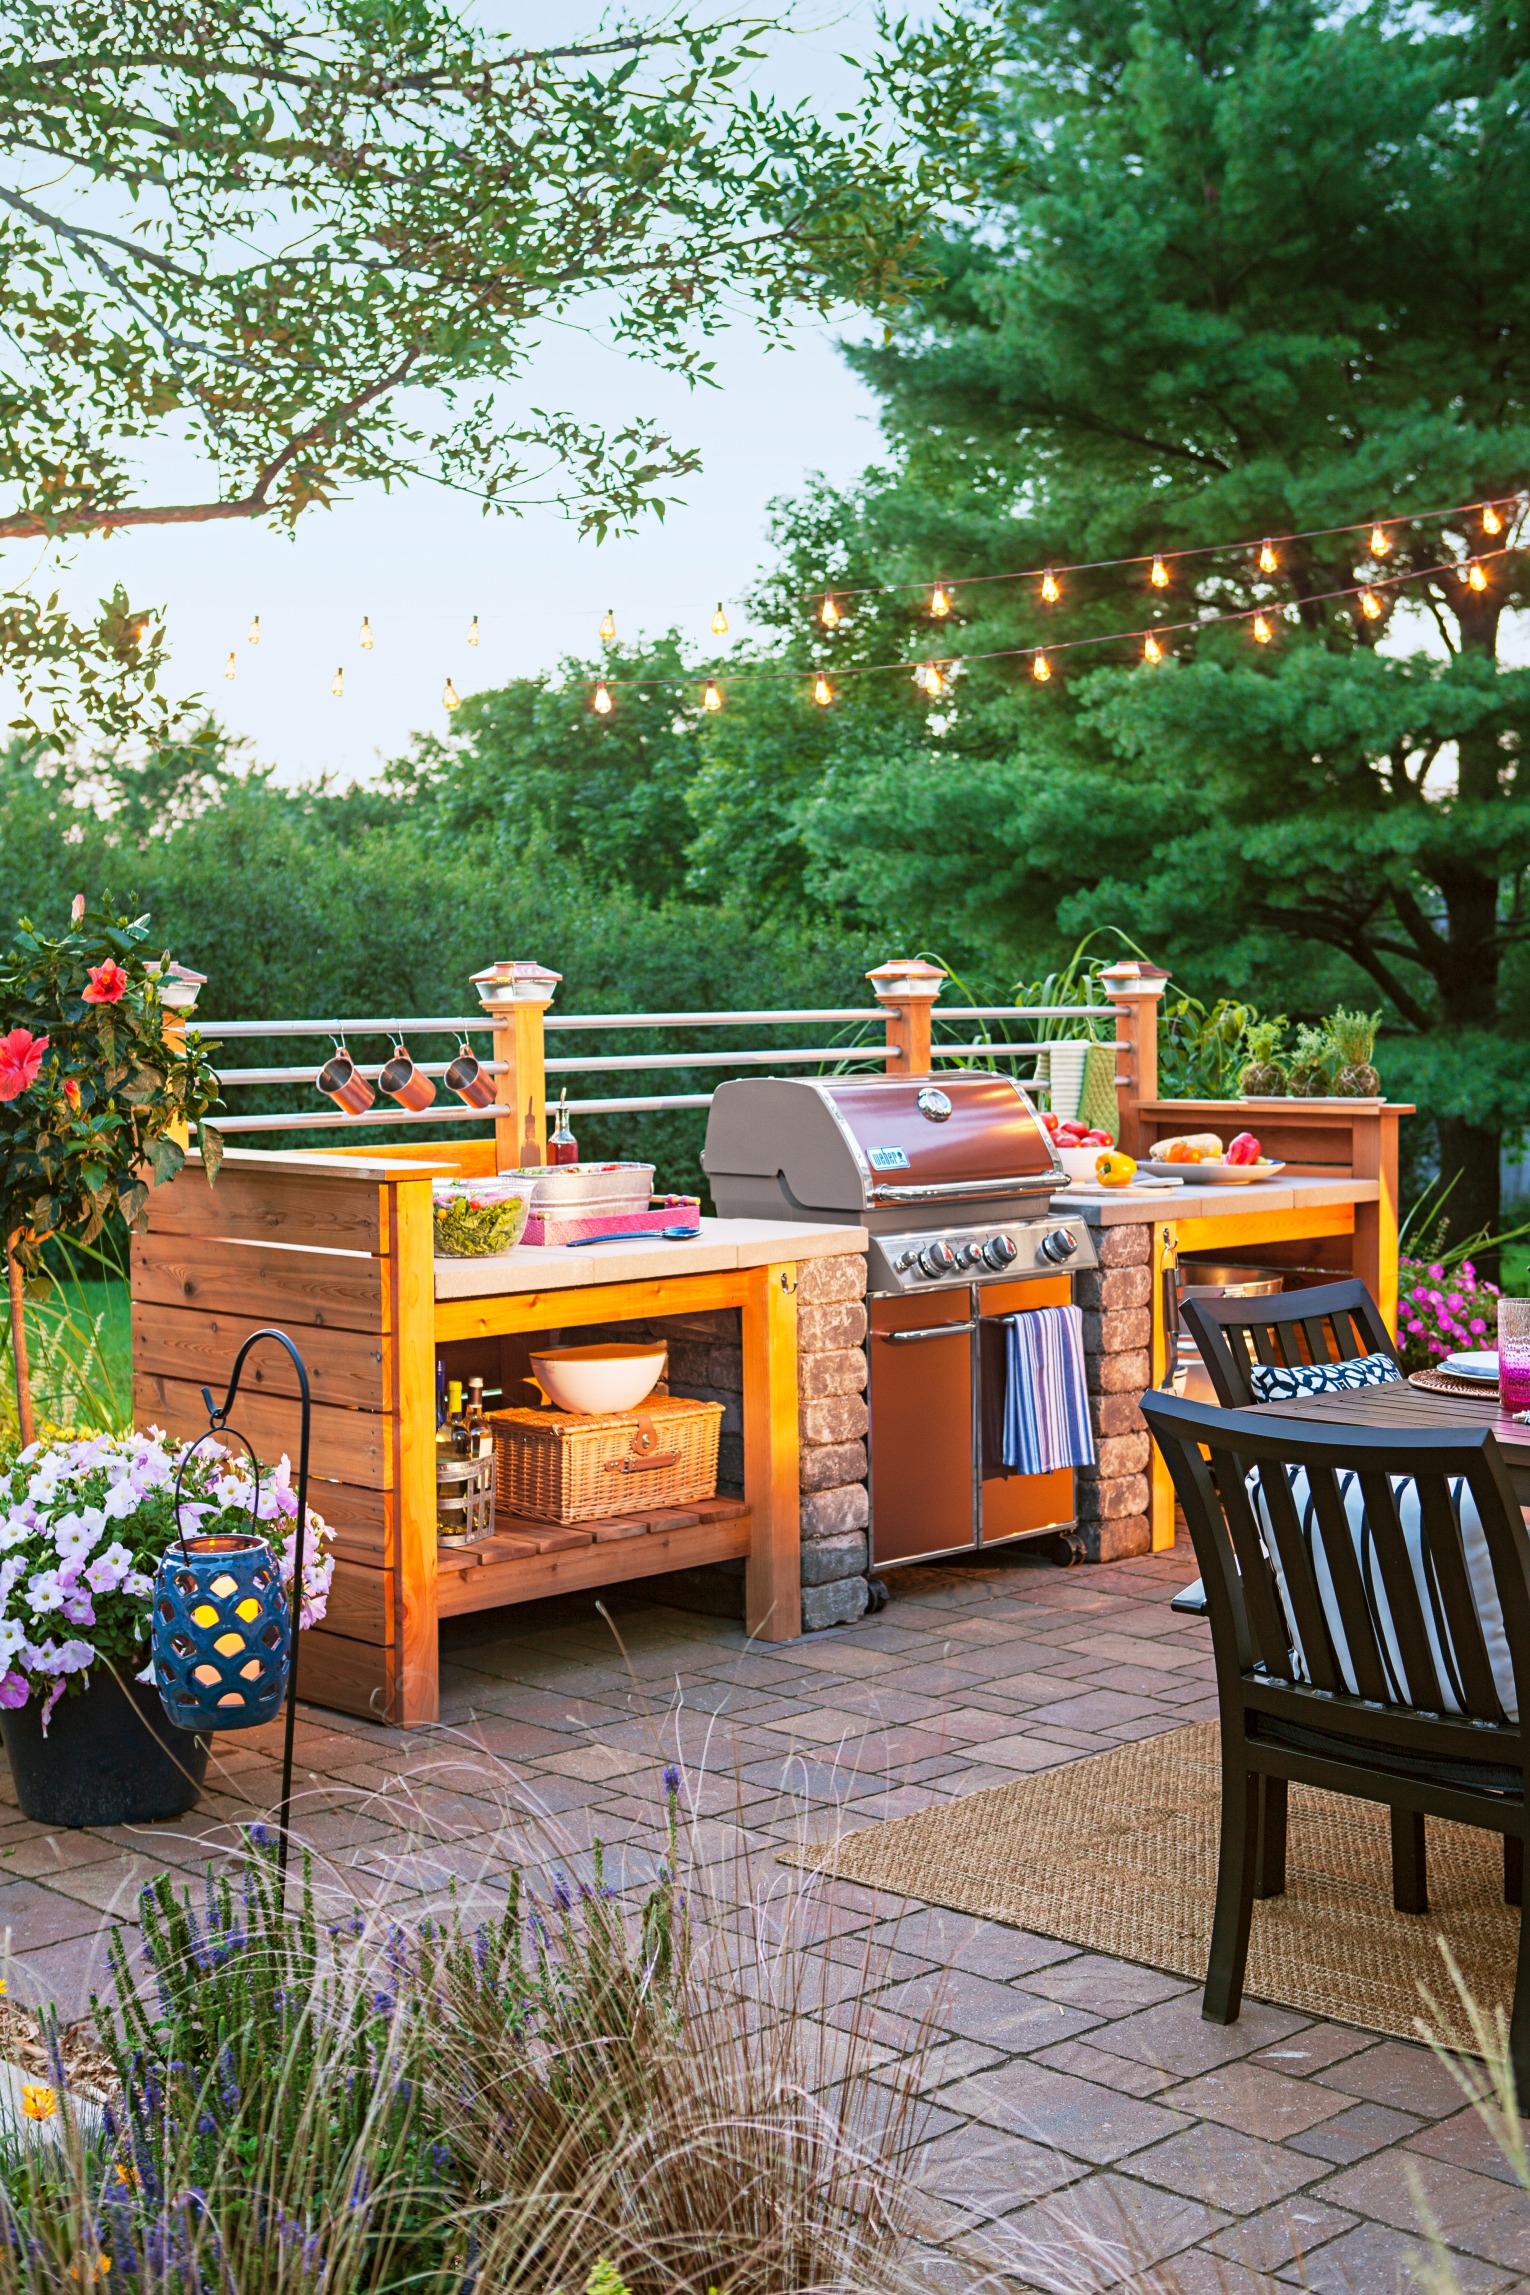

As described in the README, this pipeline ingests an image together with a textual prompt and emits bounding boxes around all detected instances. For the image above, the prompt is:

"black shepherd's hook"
[194,1326,312,1885]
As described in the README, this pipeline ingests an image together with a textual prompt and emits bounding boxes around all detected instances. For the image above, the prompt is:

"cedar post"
[1350,1104,1406,1334]
[868,959,946,1076]
[471,960,562,1174]
[1100,960,1169,1159]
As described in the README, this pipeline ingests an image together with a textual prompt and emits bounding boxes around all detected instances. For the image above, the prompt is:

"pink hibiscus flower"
[82,959,128,1005]
[0,1029,48,1103]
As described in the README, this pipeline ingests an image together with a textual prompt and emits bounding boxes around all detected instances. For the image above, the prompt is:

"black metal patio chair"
[1140,1386,1530,2088]
[1180,1276,1399,1410]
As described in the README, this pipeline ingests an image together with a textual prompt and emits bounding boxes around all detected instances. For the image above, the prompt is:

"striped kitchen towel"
[1002,1304,1097,1475]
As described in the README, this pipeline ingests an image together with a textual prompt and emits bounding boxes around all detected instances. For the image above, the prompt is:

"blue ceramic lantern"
[154,1534,291,1731]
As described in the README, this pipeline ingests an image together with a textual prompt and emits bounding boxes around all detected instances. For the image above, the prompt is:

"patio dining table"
[1258,1378,1530,1507]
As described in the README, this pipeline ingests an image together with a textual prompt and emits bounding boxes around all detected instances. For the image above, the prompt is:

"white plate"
[1442,1350,1499,1381]
[1144,1158,1286,1187]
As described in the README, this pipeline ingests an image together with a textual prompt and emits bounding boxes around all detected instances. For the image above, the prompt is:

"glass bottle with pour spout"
[548,1090,579,1167]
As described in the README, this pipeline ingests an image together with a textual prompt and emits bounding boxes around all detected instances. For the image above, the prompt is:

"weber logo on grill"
[868,1145,911,1171]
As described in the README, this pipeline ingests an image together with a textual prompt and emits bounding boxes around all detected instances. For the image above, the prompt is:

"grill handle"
[871,1174,1062,1202]
[878,1321,977,1344]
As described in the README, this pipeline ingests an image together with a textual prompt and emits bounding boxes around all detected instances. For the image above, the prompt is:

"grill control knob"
[982,1234,1020,1271]
[917,1240,957,1279]
[1038,1226,1078,1266]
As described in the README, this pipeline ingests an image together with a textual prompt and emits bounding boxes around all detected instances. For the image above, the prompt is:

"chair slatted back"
[1141,1389,1530,1737]
[1181,1278,1398,1409]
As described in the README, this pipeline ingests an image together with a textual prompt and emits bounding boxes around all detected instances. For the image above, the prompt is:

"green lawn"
[1,1273,131,1439]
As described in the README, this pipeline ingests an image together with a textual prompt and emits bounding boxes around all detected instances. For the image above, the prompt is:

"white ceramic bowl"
[528,1343,667,1415]
[1055,1144,1114,1182]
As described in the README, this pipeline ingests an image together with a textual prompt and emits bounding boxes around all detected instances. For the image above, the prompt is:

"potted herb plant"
[0,1430,333,1825]
[0,899,221,1443]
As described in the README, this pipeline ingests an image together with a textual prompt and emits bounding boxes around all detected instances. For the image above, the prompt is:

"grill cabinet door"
[868,1292,977,1564]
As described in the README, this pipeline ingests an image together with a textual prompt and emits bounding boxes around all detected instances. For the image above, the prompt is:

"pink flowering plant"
[1396,1253,1501,1372]
[0,1429,333,1726]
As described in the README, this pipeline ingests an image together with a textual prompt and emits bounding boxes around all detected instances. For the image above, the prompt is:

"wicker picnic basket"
[488,1397,724,1524]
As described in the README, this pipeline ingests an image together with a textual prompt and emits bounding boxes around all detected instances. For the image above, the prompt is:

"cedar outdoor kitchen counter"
[1051,1173,1382,1224]
[432,1216,867,1300]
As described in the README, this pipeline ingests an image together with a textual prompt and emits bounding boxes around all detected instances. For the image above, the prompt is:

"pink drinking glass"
[1499,1299,1530,1414]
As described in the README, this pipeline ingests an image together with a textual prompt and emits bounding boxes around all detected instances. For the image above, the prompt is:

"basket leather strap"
[604,1411,681,1473]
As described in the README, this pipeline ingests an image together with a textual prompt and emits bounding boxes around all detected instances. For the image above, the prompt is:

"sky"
[26,6,892,789]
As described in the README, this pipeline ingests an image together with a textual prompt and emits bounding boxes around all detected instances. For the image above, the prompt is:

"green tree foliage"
[0,0,994,741]
[688,0,1530,1234]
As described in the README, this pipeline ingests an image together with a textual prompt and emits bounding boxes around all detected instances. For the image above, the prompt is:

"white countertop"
[1054,1173,1382,1225]
[433,1215,868,1298]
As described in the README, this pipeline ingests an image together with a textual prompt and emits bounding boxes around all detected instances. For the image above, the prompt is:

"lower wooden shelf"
[433,1495,751,1616]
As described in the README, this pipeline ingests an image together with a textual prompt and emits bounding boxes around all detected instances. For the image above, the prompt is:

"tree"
[732,0,1530,1236]
[0,0,992,741]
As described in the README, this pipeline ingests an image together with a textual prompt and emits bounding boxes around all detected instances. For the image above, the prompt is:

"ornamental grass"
[0,1778,925,2294]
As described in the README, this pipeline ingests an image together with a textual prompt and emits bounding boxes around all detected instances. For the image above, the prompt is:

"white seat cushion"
[1248,1351,1401,1403]
[1247,1466,1517,1720]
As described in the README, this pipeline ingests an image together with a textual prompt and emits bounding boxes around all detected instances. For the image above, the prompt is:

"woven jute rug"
[782,1723,1515,2055]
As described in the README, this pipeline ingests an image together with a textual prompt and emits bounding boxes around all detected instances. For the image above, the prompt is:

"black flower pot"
[0,1668,210,1828]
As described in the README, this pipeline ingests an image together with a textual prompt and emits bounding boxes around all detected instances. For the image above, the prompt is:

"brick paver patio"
[0,1539,1521,2294]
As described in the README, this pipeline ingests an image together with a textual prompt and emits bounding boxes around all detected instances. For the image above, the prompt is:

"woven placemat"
[1410,1366,1503,1400]
[782,1723,1512,2055]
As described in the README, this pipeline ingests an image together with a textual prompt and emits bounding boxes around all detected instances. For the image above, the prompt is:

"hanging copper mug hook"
[378,1039,436,1112]
[315,1037,375,1115]
[444,1038,497,1110]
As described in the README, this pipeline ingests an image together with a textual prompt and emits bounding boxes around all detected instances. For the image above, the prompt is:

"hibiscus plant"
[0,899,221,1440]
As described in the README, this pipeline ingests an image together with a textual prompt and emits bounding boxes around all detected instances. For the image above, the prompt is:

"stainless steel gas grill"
[703,1073,1098,1568]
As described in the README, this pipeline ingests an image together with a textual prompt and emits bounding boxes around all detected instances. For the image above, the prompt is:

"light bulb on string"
[702,679,723,713]
[711,602,729,636]
[246,615,261,646]
[1142,633,1163,664]
[359,615,374,651]
[331,666,345,697]
[592,680,613,716]
[1031,651,1051,683]
[1251,614,1274,645]
[223,651,236,681]
[917,662,949,699]
[1369,524,1390,556]
[1150,556,1169,589]
[1483,502,1504,537]
[1258,539,1279,574]
[812,672,833,707]
[599,608,616,643]
[1468,562,1489,592]
[929,582,952,619]
[1040,569,1060,604]
[818,593,842,629]
[442,677,461,712]
[467,616,480,648]
[1359,588,1383,620]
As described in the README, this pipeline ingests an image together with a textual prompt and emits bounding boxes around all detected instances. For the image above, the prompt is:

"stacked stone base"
[1076,1223,1154,1562]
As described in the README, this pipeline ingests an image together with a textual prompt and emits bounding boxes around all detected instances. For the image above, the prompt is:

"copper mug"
[316,1045,375,1115]
[444,1039,496,1110]
[378,1040,436,1112]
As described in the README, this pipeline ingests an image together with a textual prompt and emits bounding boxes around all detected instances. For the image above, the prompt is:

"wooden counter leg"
[742,1262,802,1641]
[387,1178,440,1725]
[1353,1110,1399,1334]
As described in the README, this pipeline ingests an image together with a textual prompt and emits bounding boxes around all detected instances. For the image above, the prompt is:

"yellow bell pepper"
[1095,1151,1137,1188]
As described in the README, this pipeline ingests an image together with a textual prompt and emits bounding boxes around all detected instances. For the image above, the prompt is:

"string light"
[711,602,729,636]
[1467,562,1489,592]
[1251,614,1274,645]
[916,662,949,698]
[929,582,952,619]
[1142,633,1163,664]
[819,593,842,629]
[467,615,480,648]
[1040,569,1060,603]
[599,608,616,642]
[131,616,150,649]
[702,679,723,712]
[358,615,374,651]
[223,651,236,681]
[331,666,345,697]
[1150,556,1169,589]
[1031,651,1051,683]
[812,672,833,707]
[442,677,461,712]
[1257,539,1278,574]
[1370,524,1390,556]
[247,615,261,645]
[593,680,613,716]
[1483,503,1503,536]
[1359,589,1383,620]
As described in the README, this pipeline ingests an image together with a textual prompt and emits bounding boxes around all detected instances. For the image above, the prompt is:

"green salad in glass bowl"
[431,1178,530,1257]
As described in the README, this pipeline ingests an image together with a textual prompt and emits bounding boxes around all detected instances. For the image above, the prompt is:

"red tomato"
[1084,1129,1114,1145]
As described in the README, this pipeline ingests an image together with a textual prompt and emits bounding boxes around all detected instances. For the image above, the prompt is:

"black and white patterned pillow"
[1248,1350,1401,1403]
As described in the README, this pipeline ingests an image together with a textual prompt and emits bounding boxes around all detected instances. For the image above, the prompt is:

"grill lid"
[703,1072,1062,1214]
